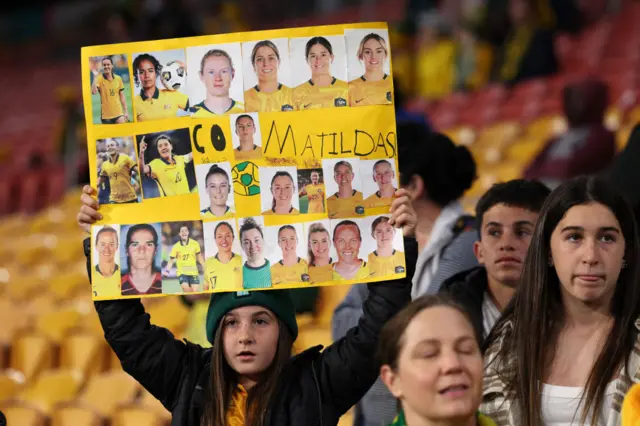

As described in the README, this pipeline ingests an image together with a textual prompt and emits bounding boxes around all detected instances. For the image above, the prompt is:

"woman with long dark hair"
[483,175,640,426]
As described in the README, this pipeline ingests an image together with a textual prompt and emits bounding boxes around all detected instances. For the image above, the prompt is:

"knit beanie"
[205,290,298,344]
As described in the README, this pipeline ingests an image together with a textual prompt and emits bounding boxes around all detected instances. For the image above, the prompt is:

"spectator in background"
[332,125,479,426]
[493,0,558,85]
[524,79,616,189]
[607,123,640,223]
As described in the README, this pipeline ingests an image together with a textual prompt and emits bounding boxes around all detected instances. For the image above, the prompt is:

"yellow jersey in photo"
[235,145,263,161]
[189,99,245,117]
[200,206,235,220]
[205,253,242,291]
[244,83,294,112]
[348,74,393,107]
[93,265,121,298]
[368,250,406,278]
[262,207,300,215]
[134,88,189,122]
[308,259,333,284]
[327,190,364,219]
[332,261,371,281]
[148,155,190,197]
[304,183,326,213]
[95,73,125,120]
[293,77,349,110]
[170,238,201,277]
[100,154,138,203]
[271,258,309,285]
[363,191,394,209]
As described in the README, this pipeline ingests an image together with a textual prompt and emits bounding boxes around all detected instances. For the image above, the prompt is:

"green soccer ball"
[232,161,260,196]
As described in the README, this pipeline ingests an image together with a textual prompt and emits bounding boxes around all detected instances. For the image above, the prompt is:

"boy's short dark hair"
[475,179,551,238]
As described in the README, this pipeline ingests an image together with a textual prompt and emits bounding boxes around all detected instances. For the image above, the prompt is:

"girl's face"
[361,38,386,72]
[272,175,294,207]
[215,224,234,254]
[254,45,279,82]
[278,228,298,256]
[308,43,332,76]
[102,59,113,74]
[374,221,395,250]
[138,59,157,89]
[310,231,331,260]
[128,229,156,271]
[381,307,483,423]
[156,139,173,160]
[207,173,230,207]
[222,305,280,386]
[334,225,361,263]
[549,202,625,309]
[242,228,264,261]
[201,55,233,97]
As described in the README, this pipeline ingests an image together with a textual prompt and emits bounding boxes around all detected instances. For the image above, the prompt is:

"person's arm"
[92,74,100,95]
[184,153,193,163]
[83,237,204,410]
[138,137,154,177]
[164,257,175,277]
[197,252,206,270]
[315,236,417,415]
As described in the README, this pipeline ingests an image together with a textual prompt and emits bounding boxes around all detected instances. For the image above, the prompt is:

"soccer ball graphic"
[232,162,260,196]
[161,60,186,91]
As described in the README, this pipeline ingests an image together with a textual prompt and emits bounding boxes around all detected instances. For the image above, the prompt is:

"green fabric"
[206,289,298,344]
[389,410,496,426]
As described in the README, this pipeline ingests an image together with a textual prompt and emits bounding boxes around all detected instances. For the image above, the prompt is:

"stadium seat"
[0,373,21,403]
[112,407,165,426]
[17,369,83,414]
[7,332,54,383]
[145,296,190,335]
[0,299,30,347]
[138,389,171,422]
[59,331,108,381]
[0,404,46,426]
[35,309,82,343]
[76,371,140,418]
[51,406,101,426]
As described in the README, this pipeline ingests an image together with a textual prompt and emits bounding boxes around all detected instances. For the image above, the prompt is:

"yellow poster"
[83,22,405,300]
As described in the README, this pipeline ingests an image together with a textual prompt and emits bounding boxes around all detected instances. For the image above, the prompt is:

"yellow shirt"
[293,77,349,110]
[134,88,189,122]
[93,265,120,298]
[170,239,201,276]
[100,154,137,203]
[368,250,406,278]
[348,74,393,107]
[95,74,125,119]
[244,83,294,112]
[308,258,333,284]
[200,206,235,220]
[415,42,456,100]
[148,155,191,197]
[271,258,309,285]
[332,261,371,281]
[189,99,244,117]
[205,253,242,291]
[226,385,248,426]
[235,145,262,161]
[262,207,300,215]
[304,183,325,213]
[327,190,364,219]
[363,191,394,209]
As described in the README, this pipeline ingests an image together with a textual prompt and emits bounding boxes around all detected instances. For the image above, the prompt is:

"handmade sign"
[82,22,405,300]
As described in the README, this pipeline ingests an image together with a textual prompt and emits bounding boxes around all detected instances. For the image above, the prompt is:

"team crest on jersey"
[335,97,347,107]
[355,206,365,215]
[164,104,172,110]
[386,91,392,102]
[281,104,294,112]
[395,266,405,274]
[301,273,310,282]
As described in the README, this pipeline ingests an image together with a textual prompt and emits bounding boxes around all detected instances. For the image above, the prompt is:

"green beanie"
[206,290,298,344]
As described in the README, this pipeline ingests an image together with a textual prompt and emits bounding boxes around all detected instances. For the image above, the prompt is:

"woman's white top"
[541,381,617,425]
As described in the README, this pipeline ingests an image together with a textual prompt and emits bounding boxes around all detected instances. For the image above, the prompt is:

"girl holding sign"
[244,40,294,113]
[348,33,393,107]
[293,37,349,110]
[77,182,418,426]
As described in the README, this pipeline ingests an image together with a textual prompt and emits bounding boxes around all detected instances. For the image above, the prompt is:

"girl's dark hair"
[133,53,162,86]
[251,40,280,66]
[239,217,264,241]
[205,164,230,187]
[278,225,296,239]
[201,316,294,426]
[378,294,479,370]
[270,171,294,210]
[305,36,333,58]
[397,123,476,207]
[484,175,640,426]
[214,221,234,239]
[307,222,330,266]
[102,56,114,65]
[125,224,159,272]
